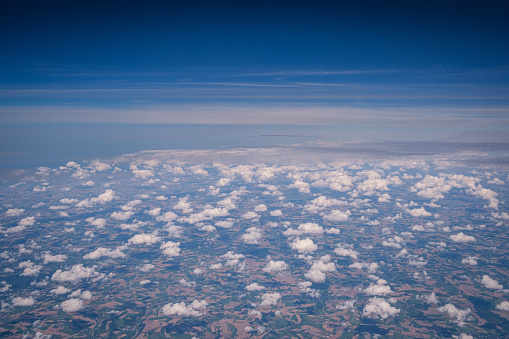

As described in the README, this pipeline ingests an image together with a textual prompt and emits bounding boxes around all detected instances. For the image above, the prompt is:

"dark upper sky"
[0,0,508,127]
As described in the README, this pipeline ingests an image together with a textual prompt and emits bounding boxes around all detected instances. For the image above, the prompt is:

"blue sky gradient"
[1,1,508,141]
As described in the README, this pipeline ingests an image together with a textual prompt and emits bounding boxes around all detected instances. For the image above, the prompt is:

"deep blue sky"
[1,1,508,131]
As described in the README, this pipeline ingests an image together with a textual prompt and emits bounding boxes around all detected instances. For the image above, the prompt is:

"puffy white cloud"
[156,211,178,223]
[131,166,154,179]
[496,301,509,311]
[215,220,234,229]
[417,292,438,305]
[260,292,281,306]
[298,281,320,298]
[481,275,503,290]
[60,298,84,312]
[450,232,476,243]
[128,233,161,245]
[291,238,318,254]
[160,241,181,257]
[162,300,208,317]
[254,204,267,212]
[86,217,106,228]
[140,279,151,285]
[289,180,310,194]
[50,286,71,295]
[305,257,336,283]
[111,211,134,221]
[326,227,340,234]
[43,253,68,264]
[337,299,356,311]
[51,264,100,283]
[76,190,116,208]
[221,251,245,267]
[83,247,126,260]
[362,297,400,319]
[322,210,351,223]
[200,224,216,232]
[6,208,24,216]
[334,245,359,259]
[364,279,393,296]
[407,207,432,217]
[146,208,161,216]
[12,296,35,307]
[270,209,283,217]
[18,260,42,276]
[242,211,258,220]
[304,196,346,213]
[246,283,266,291]
[121,199,142,211]
[178,207,229,224]
[461,256,478,265]
[70,289,92,300]
[349,262,379,274]
[438,303,471,326]
[138,263,155,272]
[0,281,12,293]
[263,260,288,273]
[174,197,193,214]
[241,227,262,244]
[89,160,111,172]
[298,222,324,235]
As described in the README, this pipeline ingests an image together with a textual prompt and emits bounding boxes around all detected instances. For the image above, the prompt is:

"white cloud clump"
[438,303,471,326]
[160,241,181,257]
[481,275,503,290]
[450,232,476,243]
[362,297,400,319]
[50,286,71,295]
[246,283,265,291]
[305,256,336,283]
[51,264,100,283]
[12,296,35,306]
[496,301,509,311]
[128,233,161,245]
[322,210,351,223]
[162,300,208,317]
[334,245,359,259]
[260,292,282,306]
[6,208,25,216]
[83,247,126,260]
[364,279,393,296]
[60,298,84,312]
[291,238,318,254]
[263,260,288,273]
[43,253,68,264]
[241,227,262,244]
[417,292,439,305]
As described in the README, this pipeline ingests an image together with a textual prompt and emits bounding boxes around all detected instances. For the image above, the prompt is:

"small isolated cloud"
[18,260,43,276]
[297,222,324,235]
[111,211,134,221]
[364,279,393,296]
[291,238,318,254]
[461,256,478,265]
[407,207,432,217]
[334,245,359,259]
[362,297,400,319]
[417,292,439,305]
[450,232,476,243]
[322,210,351,223]
[305,257,336,283]
[12,296,35,306]
[298,281,320,298]
[162,300,208,317]
[6,208,24,216]
[496,301,509,311]
[241,227,262,244]
[51,264,100,283]
[349,262,379,274]
[50,286,71,295]
[263,260,288,273]
[481,275,503,290]
[260,292,282,306]
[86,217,106,228]
[254,204,267,212]
[438,303,471,326]
[128,233,161,245]
[242,211,259,220]
[60,298,84,312]
[83,247,126,260]
[246,283,265,291]
[270,209,283,217]
[43,253,68,264]
[160,241,181,257]
[70,289,92,300]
